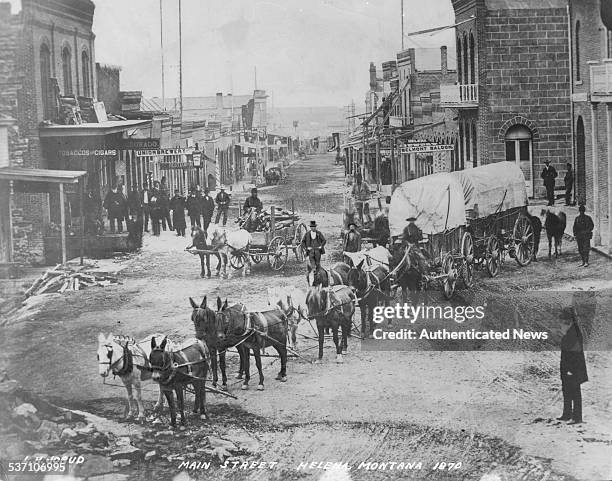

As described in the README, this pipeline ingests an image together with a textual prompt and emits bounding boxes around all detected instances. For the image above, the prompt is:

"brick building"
[444,0,573,199]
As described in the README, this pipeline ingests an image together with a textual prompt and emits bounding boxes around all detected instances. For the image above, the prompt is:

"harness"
[150,342,210,386]
[100,343,134,377]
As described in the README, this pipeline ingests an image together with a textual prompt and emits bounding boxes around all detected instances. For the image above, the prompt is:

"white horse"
[97,333,173,420]
[209,226,253,277]
[343,245,392,271]
[267,286,308,349]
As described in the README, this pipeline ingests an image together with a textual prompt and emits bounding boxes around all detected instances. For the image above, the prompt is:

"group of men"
[541,160,574,207]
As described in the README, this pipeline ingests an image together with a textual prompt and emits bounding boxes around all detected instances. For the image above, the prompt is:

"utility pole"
[178,0,183,122]
[254,66,257,90]
[401,0,405,50]
[159,0,165,110]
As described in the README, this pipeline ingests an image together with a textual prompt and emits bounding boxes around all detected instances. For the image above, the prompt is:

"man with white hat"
[214,185,231,226]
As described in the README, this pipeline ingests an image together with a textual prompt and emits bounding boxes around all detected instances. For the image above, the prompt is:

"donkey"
[190,296,228,391]
[187,226,221,278]
[209,226,253,278]
[215,297,288,390]
[149,336,209,427]
[542,209,567,258]
[305,285,355,363]
[347,259,390,337]
[97,333,168,420]
[307,262,351,287]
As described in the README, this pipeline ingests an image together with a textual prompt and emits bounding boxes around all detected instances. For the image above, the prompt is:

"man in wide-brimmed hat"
[215,185,231,226]
[301,220,326,272]
[402,216,422,246]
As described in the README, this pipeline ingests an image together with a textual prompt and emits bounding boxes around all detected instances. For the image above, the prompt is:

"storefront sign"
[401,144,454,154]
[119,139,160,150]
[159,161,192,169]
[135,148,193,157]
[58,149,117,157]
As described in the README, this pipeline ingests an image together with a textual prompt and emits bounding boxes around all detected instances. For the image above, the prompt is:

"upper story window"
[40,44,52,120]
[82,50,91,97]
[469,33,475,84]
[456,36,463,84]
[575,21,581,82]
[463,32,469,84]
[62,47,72,95]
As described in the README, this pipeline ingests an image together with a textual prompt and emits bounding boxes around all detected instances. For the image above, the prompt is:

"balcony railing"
[440,83,479,107]
[590,61,612,97]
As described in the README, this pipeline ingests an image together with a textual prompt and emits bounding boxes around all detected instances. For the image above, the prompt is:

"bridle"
[98,342,132,377]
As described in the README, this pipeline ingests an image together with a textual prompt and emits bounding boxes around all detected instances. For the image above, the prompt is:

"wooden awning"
[0,167,87,183]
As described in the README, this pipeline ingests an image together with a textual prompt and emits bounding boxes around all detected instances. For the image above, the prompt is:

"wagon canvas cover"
[452,161,528,218]
[389,172,466,237]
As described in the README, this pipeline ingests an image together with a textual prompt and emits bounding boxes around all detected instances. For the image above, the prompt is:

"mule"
[347,259,391,337]
[267,286,308,349]
[542,209,566,258]
[209,226,253,278]
[389,243,428,305]
[190,296,228,391]
[149,336,209,427]
[306,262,350,287]
[97,333,168,420]
[215,297,288,390]
[305,285,355,363]
[187,226,221,278]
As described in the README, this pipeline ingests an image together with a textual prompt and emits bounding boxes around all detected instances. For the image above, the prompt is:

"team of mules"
[187,226,252,278]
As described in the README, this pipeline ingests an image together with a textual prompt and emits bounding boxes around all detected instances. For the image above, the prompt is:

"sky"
[7,0,456,108]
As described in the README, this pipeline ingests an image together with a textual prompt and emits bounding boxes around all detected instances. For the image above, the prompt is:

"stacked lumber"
[120,91,142,112]
[237,208,299,232]
[25,265,120,298]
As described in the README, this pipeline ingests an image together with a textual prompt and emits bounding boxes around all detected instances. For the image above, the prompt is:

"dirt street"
[1,153,611,481]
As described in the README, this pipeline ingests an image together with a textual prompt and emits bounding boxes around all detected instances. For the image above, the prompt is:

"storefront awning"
[39,120,151,138]
[0,167,87,183]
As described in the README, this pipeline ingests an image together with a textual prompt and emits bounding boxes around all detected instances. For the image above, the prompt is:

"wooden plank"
[59,183,66,264]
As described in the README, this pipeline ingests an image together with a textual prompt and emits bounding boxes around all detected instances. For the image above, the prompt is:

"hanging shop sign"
[401,144,454,154]
[192,152,202,167]
[135,148,193,157]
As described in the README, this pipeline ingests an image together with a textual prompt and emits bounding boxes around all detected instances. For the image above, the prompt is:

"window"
[82,51,91,97]
[607,28,612,59]
[40,44,52,120]
[575,21,581,81]
[463,33,469,85]
[62,47,72,95]
[469,33,475,85]
[456,37,463,84]
[505,124,533,195]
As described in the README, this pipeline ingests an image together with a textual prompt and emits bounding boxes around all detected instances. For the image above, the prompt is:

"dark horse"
[347,259,390,337]
[527,213,542,261]
[190,296,228,391]
[542,209,567,258]
[187,226,221,278]
[305,285,355,363]
[389,242,429,305]
[215,297,288,390]
[149,336,209,427]
[307,262,351,287]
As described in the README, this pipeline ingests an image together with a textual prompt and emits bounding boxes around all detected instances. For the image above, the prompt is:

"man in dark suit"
[558,307,588,424]
[402,216,423,246]
[215,186,231,226]
[141,183,151,232]
[103,184,127,233]
[541,160,558,206]
[573,205,595,267]
[301,220,326,273]
[200,187,215,232]
[186,188,201,230]
[564,162,574,206]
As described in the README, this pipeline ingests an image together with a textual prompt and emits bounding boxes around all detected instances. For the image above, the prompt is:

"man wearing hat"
[215,186,231,226]
[243,188,263,212]
[402,216,422,246]
[200,187,215,232]
[573,204,594,267]
[301,221,326,272]
[343,222,361,257]
[540,160,558,206]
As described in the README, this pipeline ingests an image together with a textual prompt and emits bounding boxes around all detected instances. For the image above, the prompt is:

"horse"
[541,209,566,258]
[527,213,542,261]
[209,226,253,277]
[347,259,391,337]
[343,245,392,270]
[149,336,209,427]
[307,262,351,287]
[267,286,308,349]
[305,285,355,363]
[97,333,170,420]
[187,226,222,278]
[389,242,429,305]
[190,296,228,391]
[215,297,288,390]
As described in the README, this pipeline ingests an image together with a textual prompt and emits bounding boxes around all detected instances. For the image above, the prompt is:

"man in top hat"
[541,160,558,206]
[402,216,422,246]
[301,220,326,272]
[215,185,231,226]
[243,188,263,212]
[200,187,215,232]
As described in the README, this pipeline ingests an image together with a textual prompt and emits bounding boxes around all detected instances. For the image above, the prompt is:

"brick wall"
[96,63,120,115]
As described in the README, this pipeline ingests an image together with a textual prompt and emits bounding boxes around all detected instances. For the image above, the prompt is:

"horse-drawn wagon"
[388,161,535,299]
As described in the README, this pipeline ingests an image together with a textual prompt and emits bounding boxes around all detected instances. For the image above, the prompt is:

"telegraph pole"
[178,0,183,122]
[159,0,165,109]
[401,0,405,50]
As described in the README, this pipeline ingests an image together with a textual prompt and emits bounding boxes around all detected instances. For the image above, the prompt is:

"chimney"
[0,2,11,21]
[441,46,448,77]
[369,62,377,91]
[216,92,223,110]
[408,48,416,74]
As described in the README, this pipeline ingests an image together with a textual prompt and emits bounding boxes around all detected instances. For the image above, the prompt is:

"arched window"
[62,46,72,95]
[575,21,581,81]
[40,43,52,120]
[463,33,469,85]
[469,33,475,85]
[82,50,91,97]
[505,124,533,195]
[456,37,463,84]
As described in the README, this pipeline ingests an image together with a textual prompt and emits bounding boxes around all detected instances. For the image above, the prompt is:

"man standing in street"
[573,205,594,267]
[149,182,162,236]
[557,306,588,425]
[158,178,173,232]
[342,222,361,264]
[170,189,187,237]
[200,187,215,232]
[301,220,326,273]
[141,183,151,233]
[215,186,231,226]
[541,160,558,206]
[186,188,201,230]
[564,162,574,206]
[351,173,371,226]
[103,184,127,234]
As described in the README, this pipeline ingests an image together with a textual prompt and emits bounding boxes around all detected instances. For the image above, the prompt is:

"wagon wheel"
[441,253,458,300]
[485,235,501,277]
[513,215,534,267]
[460,260,474,288]
[294,223,308,262]
[461,231,474,264]
[268,236,288,270]
[229,250,245,269]
[252,254,264,264]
